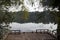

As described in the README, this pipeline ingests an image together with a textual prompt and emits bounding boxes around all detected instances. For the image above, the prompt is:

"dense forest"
[13,11,56,24]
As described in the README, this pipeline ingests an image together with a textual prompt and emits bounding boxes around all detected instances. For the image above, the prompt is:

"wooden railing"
[36,29,49,33]
[36,29,57,39]
[10,29,57,36]
[9,30,21,34]
[51,30,57,38]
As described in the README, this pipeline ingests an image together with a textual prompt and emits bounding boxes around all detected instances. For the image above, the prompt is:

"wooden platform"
[5,32,56,40]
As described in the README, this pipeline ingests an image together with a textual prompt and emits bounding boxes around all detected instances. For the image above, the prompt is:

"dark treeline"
[13,11,56,24]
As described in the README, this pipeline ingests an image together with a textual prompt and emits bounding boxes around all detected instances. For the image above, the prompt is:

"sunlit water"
[9,22,57,32]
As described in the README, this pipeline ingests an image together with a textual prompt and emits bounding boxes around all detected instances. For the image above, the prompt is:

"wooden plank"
[6,32,56,40]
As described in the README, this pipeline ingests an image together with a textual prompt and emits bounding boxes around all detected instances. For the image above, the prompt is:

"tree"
[0,0,29,40]
[40,0,60,39]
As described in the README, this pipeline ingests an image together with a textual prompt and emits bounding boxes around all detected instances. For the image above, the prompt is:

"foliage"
[23,10,29,22]
[0,11,14,24]
[40,0,60,39]
[40,0,60,10]
[0,0,30,39]
[0,0,27,40]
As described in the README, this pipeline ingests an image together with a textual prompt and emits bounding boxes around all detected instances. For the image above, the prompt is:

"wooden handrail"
[36,29,57,38]
[36,29,49,32]
[10,30,21,34]
[10,30,21,32]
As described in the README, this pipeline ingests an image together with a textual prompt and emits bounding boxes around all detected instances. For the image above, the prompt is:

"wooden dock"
[5,29,57,40]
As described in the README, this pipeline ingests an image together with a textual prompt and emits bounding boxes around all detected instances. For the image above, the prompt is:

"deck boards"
[5,32,56,40]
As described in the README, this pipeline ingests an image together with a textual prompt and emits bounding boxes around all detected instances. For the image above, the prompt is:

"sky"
[8,0,44,12]
[8,0,59,12]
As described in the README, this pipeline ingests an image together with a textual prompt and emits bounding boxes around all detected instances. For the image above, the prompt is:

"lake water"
[9,22,57,32]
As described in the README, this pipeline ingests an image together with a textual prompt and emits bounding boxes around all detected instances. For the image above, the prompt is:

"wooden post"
[19,30,21,34]
[32,31,33,33]
[36,30,37,33]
